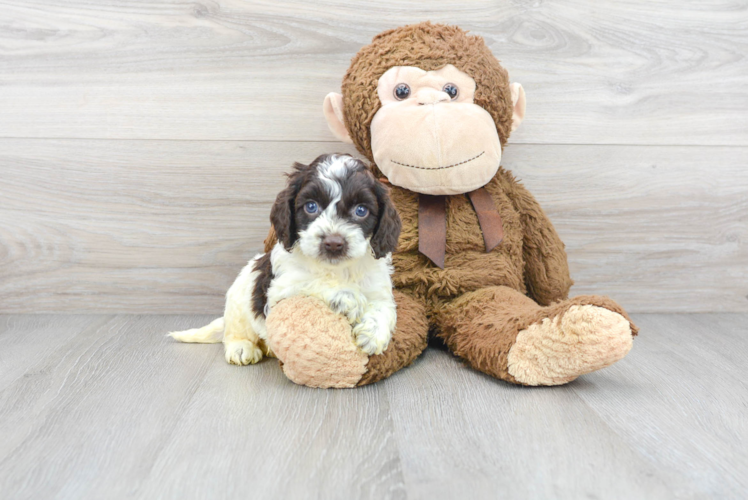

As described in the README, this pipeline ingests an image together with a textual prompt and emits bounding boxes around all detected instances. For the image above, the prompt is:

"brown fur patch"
[251,253,273,319]
[434,286,536,383]
[263,226,277,254]
[270,162,306,250]
[495,169,575,306]
[370,181,402,258]
[342,22,514,166]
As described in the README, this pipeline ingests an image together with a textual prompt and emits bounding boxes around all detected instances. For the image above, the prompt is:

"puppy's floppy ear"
[270,163,306,251]
[371,181,401,259]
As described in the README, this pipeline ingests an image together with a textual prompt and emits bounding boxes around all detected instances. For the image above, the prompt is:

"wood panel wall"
[1,1,746,313]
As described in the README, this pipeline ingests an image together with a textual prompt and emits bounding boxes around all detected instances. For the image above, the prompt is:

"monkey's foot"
[507,305,634,386]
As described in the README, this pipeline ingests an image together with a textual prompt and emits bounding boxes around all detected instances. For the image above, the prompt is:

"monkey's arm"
[497,169,573,306]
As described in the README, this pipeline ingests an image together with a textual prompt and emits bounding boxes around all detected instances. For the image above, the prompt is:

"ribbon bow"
[417,187,504,269]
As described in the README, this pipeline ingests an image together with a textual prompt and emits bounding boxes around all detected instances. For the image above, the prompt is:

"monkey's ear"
[323,92,354,144]
[510,83,526,132]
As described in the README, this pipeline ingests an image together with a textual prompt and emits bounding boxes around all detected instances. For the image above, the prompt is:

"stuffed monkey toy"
[265,22,638,388]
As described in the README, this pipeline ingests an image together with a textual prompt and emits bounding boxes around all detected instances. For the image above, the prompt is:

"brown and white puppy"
[169,154,401,364]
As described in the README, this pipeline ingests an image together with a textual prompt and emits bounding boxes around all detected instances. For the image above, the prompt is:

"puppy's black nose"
[323,234,346,253]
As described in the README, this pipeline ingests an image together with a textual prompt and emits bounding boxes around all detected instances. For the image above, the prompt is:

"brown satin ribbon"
[467,188,504,253]
[418,187,504,269]
[418,194,447,269]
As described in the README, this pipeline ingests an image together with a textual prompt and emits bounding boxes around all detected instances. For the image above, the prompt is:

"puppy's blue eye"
[355,205,369,217]
[304,201,318,214]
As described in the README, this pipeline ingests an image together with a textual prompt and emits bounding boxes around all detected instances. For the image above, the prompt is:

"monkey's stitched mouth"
[390,151,485,171]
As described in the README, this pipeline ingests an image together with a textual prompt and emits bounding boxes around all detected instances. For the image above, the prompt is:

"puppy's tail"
[168,317,224,343]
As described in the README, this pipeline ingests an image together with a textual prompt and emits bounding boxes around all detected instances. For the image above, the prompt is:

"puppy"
[169,154,402,365]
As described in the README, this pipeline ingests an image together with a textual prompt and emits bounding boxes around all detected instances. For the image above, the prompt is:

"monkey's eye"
[304,201,319,214]
[354,205,369,218]
[443,83,459,100]
[394,83,411,100]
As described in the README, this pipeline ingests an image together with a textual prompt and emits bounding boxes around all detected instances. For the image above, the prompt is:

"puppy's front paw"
[328,290,367,324]
[224,340,263,366]
[352,316,391,355]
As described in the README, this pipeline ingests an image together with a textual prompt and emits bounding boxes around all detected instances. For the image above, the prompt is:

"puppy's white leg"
[222,257,265,366]
[352,296,396,355]
[324,288,368,324]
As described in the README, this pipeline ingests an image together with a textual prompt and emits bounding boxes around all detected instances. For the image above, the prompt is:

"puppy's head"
[270,154,401,264]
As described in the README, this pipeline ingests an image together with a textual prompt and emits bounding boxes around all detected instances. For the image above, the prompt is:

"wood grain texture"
[0,139,355,313]
[384,347,684,499]
[0,315,218,499]
[139,346,405,500]
[0,314,746,499]
[568,313,748,499]
[1,139,746,313]
[0,0,746,144]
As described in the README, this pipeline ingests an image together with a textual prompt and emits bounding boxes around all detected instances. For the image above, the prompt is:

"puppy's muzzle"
[321,234,348,260]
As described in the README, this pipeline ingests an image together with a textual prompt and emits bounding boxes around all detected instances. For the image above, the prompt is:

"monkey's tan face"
[370,65,502,195]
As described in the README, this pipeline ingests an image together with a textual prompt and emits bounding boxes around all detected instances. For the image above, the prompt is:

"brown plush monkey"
[265,22,637,388]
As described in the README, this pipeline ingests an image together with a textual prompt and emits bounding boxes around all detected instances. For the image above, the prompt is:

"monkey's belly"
[391,247,526,302]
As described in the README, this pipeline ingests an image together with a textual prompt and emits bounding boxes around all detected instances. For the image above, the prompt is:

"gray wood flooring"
[1,314,745,499]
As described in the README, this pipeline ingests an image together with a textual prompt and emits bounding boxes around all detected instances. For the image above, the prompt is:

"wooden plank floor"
[1,314,745,499]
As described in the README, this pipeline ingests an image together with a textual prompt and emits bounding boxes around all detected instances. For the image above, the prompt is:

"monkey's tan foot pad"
[265,296,368,389]
[506,305,634,386]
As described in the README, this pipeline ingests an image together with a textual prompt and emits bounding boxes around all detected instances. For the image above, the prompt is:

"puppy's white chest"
[269,267,360,303]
